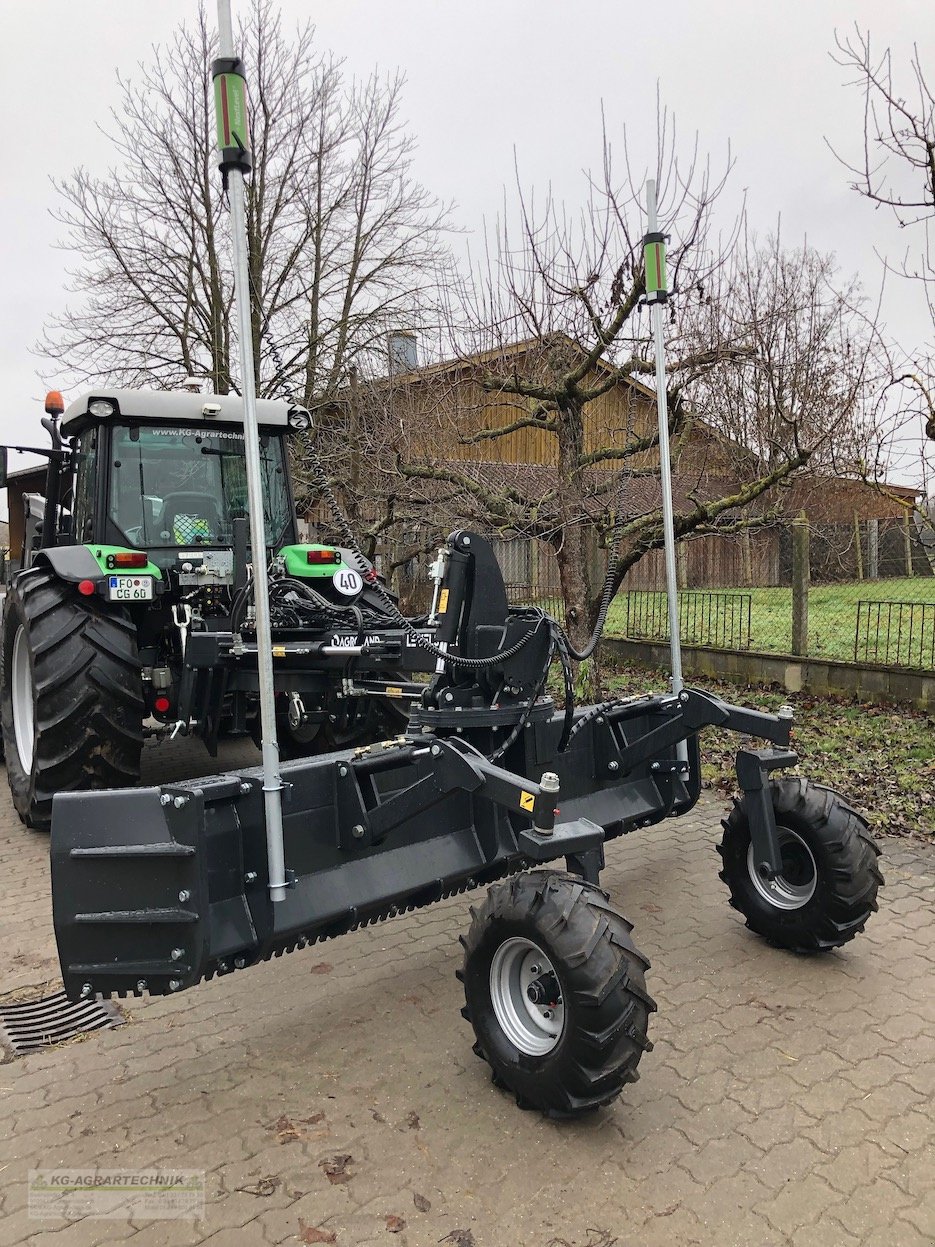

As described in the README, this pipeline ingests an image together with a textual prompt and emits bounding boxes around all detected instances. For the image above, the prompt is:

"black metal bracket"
[736,747,799,879]
[607,688,792,777]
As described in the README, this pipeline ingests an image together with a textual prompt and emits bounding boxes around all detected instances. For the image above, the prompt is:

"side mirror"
[0,446,8,488]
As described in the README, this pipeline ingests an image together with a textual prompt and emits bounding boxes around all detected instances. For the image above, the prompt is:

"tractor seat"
[159,492,222,545]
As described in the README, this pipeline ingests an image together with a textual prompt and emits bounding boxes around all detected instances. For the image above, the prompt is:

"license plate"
[107,575,154,602]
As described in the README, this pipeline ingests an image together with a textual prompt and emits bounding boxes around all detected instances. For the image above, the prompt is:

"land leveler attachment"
[50,531,882,1117]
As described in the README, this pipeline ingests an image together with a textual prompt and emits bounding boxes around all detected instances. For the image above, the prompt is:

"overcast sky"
[1,1,932,489]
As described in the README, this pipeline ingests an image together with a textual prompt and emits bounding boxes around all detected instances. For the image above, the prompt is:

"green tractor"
[0,388,425,829]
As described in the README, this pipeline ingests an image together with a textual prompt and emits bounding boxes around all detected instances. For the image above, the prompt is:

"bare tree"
[389,118,884,688]
[687,230,887,480]
[40,1,451,411]
[832,26,935,447]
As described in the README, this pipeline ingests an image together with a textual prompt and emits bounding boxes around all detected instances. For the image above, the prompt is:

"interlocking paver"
[759,1170,844,1235]
[0,736,933,1246]
[833,1176,916,1237]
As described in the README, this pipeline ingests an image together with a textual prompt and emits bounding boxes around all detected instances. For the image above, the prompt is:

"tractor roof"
[60,389,301,433]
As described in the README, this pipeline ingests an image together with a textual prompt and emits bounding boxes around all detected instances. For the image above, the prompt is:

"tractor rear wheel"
[1,567,144,829]
[459,871,655,1117]
[718,776,883,952]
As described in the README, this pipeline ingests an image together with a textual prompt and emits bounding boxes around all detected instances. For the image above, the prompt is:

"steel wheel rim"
[489,936,564,1056]
[747,824,818,910]
[11,625,35,772]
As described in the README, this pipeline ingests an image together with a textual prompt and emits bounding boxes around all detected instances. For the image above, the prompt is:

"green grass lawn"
[603,576,935,663]
[601,658,935,842]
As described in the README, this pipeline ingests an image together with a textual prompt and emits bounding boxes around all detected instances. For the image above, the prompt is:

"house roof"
[328,333,660,405]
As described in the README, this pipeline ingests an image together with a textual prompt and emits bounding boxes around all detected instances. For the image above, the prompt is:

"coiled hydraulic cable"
[559,519,623,663]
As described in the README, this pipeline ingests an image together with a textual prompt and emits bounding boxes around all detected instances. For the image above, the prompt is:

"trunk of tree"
[554,394,605,702]
[554,528,605,702]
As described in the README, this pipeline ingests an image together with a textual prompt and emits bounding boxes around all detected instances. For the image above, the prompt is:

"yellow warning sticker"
[438,588,449,613]
[272,645,286,658]
[385,686,403,698]
[519,791,535,812]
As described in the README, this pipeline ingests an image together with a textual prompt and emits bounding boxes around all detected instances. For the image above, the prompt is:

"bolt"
[173,796,187,809]
[444,692,454,703]
[218,960,229,973]
[608,761,619,772]
[529,964,541,975]
[168,980,181,992]
[244,871,257,883]
[679,691,689,702]
[171,947,184,961]
[159,793,171,806]
[462,535,471,545]
[234,956,246,969]
[542,1009,553,1020]
[178,889,191,902]
[240,782,252,795]
[136,980,147,993]
[351,824,366,839]
[650,762,660,771]
[338,765,348,777]
[430,744,441,756]
[80,982,92,998]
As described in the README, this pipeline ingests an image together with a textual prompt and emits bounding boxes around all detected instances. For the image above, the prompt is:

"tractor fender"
[33,545,106,583]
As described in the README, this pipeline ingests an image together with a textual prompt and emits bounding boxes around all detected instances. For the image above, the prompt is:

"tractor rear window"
[108,425,291,548]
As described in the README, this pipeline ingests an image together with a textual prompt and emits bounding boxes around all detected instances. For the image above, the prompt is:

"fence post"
[676,540,688,589]
[742,529,753,586]
[903,511,914,577]
[867,518,879,579]
[792,512,810,657]
[854,513,864,581]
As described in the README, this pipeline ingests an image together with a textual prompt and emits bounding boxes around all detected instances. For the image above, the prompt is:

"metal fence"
[485,514,935,672]
[620,590,752,650]
[854,601,935,669]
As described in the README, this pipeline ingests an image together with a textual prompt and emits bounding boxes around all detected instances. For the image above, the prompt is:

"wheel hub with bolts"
[489,936,564,1056]
[747,823,818,911]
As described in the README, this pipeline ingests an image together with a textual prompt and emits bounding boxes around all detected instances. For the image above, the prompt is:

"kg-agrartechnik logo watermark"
[29,1169,205,1220]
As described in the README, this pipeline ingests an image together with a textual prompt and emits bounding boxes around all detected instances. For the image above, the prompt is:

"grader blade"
[50,696,711,1002]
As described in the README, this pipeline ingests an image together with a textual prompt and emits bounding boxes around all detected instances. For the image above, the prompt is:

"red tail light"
[154,696,171,715]
[306,549,340,565]
[108,552,148,569]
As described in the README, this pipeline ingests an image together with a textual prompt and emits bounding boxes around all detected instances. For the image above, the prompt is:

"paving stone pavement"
[0,737,933,1246]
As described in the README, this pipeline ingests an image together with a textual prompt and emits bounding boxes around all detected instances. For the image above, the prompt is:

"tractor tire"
[1,566,144,830]
[459,870,655,1117]
[717,776,883,952]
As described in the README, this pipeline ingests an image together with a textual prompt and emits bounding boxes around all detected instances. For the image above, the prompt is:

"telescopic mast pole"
[643,180,685,708]
[214,0,287,901]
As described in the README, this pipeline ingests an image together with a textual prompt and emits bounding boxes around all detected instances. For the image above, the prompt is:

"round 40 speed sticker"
[333,567,363,597]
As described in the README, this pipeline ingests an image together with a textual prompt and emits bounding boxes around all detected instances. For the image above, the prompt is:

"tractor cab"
[58,389,307,569]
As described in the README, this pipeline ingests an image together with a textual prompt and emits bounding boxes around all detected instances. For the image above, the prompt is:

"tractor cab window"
[108,424,291,548]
